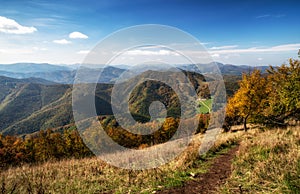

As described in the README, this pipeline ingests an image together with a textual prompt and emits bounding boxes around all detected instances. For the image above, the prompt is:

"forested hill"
[0,70,212,136]
[0,76,72,135]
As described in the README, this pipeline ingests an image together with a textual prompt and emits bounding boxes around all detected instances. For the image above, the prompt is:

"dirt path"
[157,146,239,194]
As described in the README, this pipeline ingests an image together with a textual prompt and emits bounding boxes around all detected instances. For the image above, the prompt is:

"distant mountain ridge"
[0,63,126,84]
[179,62,269,75]
[0,63,71,73]
[0,62,269,85]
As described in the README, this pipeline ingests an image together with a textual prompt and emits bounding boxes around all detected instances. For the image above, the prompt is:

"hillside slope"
[0,76,112,135]
[0,70,213,136]
[1,126,297,193]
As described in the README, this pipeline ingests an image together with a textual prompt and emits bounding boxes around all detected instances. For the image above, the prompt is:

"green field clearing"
[198,98,212,114]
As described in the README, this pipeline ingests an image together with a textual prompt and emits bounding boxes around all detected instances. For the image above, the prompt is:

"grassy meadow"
[219,125,300,193]
[0,129,240,194]
[1,125,299,193]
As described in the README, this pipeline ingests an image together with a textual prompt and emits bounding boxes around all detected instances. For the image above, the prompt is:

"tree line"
[0,128,93,169]
[0,114,210,168]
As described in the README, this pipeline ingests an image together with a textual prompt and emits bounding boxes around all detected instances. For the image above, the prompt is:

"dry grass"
[6,124,298,194]
[2,126,296,193]
[0,130,240,194]
[219,125,300,193]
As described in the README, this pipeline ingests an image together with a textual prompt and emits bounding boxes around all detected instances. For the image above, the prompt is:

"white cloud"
[0,48,34,54]
[211,53,220,58]
[53,39,71,44]
[33,47,48,51]
[69,31,88,39]
[0,16,37,34]
[209,43,300,54]
[77,50,90,54]
[210,45,238,50]
[256,14,285,19]
[256,14,271,19]
[126,49,179,56]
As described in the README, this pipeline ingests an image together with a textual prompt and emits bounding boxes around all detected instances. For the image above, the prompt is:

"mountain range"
[0,63,125,84]
[0,70,210,136]
[0,62,269,84]
[0,62,266,136]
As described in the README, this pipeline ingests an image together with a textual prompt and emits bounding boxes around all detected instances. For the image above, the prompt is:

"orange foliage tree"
[226,69,268,131]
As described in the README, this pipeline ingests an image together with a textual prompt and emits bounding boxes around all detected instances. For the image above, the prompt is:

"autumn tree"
[266,59,300,124]
[226,69,268,131]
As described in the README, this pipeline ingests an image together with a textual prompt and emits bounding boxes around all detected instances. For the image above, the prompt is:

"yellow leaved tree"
[226,69,268,131]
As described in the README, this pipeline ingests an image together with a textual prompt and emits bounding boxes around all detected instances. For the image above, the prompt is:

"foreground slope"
[0,126,298,193]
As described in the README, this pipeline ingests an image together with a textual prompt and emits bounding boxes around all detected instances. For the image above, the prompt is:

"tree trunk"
[243,115,249,132]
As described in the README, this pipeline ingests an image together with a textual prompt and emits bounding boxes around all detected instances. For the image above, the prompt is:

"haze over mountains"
[0,63,126,84]
[0,62,269,84]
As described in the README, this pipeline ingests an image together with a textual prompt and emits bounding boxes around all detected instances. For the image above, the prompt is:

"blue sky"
[0,0,299,65]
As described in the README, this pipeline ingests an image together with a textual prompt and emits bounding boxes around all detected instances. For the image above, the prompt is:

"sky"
[0,0,299,66]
